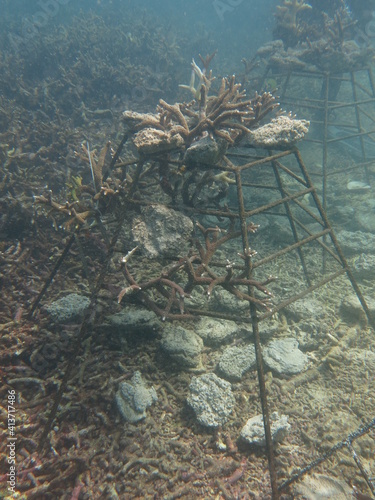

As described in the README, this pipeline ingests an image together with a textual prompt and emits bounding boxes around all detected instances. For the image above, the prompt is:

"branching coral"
[118,221,275,320]
[179,52,217,100]
[123,74,278,149]
[275,0,312,29]
[75,141,111,193]
[33,192,94,231]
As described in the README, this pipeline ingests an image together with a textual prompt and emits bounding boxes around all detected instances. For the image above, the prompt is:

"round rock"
[218,344,256,381]
[160,325,203,369]
[263,338,308,375]
[240,411,291,446]
[187,373,235,428]
[106,306,161,335]
[195,317,239,346]
[44,293,90,323]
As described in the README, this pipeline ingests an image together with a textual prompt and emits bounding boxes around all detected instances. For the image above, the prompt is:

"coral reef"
[2,5,374,497]
[268,0,375,71]
[275,0,312,30]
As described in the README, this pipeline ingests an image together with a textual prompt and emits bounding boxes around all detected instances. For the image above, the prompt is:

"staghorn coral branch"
[158,100,189,135]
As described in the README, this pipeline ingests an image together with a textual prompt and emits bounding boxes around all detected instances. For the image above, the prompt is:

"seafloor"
[1,9,375,500]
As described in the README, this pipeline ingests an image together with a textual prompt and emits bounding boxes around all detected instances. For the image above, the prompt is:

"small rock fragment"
[346,180,371,191]
[115,371,157,423]
[44,293,90,323]
[293,473,353,499]
[218,344,256,381]
[263,338,308,375]
[132,204,193,259]
[161,325,203,369]
[240,411,290,446]
[195,317,239,346]
[187,373,235,428]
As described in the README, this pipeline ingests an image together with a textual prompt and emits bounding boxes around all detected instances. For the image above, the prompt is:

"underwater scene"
[1,0,375,498]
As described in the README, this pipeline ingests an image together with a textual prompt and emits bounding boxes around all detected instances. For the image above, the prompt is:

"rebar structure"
[30,130,375,496]
[259,66,375,212]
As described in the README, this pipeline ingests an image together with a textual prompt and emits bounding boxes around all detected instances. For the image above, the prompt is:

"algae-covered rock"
[44,293,90,323]
[132,204,193,259]
[160,325,203,369]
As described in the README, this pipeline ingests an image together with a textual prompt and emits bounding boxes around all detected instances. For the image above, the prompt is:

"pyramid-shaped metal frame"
[30,135,375,498]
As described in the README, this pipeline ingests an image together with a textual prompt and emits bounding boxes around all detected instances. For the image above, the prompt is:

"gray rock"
[218,344,256,381]
[115,371,157,423]
[184,135,227,167]
[132,204,193,259]
[352,253,375,281]
[187,373,235,428]
[263,338,308,375]
[210,288,249,315]
[106,306,161,335]
[337,230,375,255]
[160,325,203,369]
[339,294,375,324]
[240,411,291,446]
[285,297,324,322]
[195,317,239,346]
[44,293,90,323]
[355,200,375,233]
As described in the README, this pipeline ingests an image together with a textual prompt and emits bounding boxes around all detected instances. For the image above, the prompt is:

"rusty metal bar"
[326,127,375,145]
[235,167,279,499]
[243,187,314,218]
[270,156,311,285]
[224,149,293,172]
[272,159,309,186]
[350,71,370,183]
[259,268,347,321]
[253,228,331,269]
[293,148,375,329]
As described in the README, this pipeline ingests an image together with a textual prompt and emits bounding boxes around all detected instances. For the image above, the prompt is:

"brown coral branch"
[118,220,273,319]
